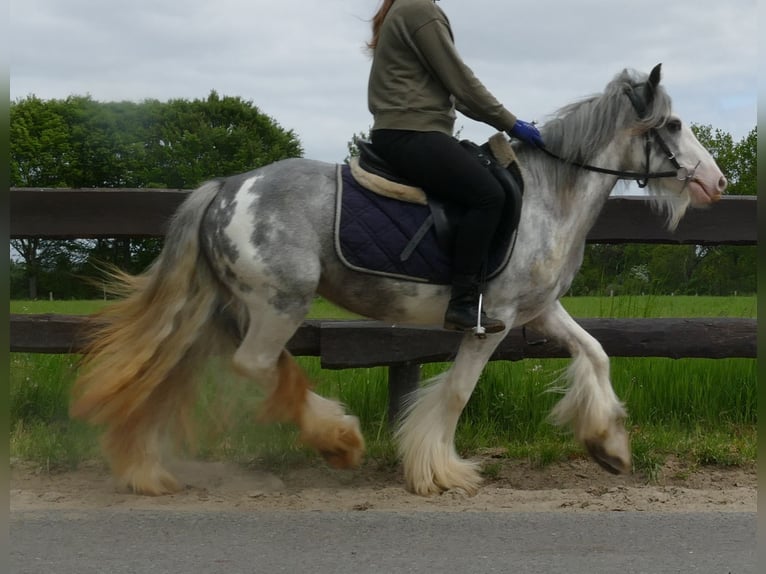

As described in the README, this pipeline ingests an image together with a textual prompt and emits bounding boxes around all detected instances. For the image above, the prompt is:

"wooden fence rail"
[10,189,757,244]
[11,314,756,361]
[10,190,758,421]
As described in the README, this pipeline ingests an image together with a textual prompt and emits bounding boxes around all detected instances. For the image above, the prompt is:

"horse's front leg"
[395,331,507,495]
[527,300,631,474]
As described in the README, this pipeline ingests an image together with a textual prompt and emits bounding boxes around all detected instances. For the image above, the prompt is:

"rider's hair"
[367,0,396,51]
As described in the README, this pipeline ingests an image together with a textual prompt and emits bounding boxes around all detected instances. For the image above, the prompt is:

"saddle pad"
[334,164,515,285]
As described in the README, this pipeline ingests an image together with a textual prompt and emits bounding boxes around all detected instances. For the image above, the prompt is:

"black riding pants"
[371,129,505,278]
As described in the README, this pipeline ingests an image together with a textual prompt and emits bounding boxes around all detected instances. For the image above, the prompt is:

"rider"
[367,0,544,333]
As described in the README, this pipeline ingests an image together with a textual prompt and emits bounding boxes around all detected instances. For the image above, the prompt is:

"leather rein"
[537,84,698,189]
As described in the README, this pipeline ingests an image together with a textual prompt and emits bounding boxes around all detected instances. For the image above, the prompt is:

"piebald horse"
[71,65,726,495]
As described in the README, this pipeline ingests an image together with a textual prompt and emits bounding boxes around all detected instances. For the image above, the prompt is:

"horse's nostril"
[718,176,728,192]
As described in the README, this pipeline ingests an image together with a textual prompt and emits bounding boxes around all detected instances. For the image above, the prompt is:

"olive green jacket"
[368,0,517,135]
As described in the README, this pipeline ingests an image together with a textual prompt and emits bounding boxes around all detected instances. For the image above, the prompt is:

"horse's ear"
[648,64,662,89]
[642,63,662,106]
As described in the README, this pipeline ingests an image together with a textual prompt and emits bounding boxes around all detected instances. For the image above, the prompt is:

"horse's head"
[623,64,728,229]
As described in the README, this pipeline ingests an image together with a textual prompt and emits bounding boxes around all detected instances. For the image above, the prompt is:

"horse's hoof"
[585,440,633,474]
[316,416,365,469]
[120,466,182,496]
[441,486,475,499]
[407,480,446,497]
[320,443,363,469]
[406,459,482,496]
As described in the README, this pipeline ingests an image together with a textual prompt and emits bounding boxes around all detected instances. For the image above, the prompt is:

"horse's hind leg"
[527,300,631,474]
[231,295,365,469]
[260,350,365,468]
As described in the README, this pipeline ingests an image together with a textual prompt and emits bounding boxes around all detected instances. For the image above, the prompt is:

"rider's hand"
[508,119,544,148]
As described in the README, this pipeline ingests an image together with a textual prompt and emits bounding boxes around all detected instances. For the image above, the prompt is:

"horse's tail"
[70,179,237,494]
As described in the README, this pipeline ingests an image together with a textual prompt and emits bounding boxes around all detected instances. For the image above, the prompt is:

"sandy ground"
[10,453,756,514]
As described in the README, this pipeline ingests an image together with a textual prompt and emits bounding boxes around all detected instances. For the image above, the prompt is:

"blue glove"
[509,119,544,148]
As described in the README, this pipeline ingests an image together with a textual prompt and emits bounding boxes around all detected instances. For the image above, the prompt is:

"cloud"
[10,0,757,163]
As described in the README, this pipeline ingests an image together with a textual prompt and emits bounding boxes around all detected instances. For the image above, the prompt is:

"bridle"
[538,83,699,189]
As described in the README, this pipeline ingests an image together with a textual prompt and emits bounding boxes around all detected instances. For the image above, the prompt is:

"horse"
[70,64,727,496]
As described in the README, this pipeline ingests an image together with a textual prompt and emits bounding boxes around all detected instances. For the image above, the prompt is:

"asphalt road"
[11,510,756,574]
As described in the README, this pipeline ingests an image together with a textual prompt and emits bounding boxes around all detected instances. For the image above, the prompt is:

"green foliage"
[10,92,303,189]
[11,95,71,187]
[140,91,303,188]
[10,92,304,298]
[571,243,757,296]
[692,124,756,195]
[345,129,371,164]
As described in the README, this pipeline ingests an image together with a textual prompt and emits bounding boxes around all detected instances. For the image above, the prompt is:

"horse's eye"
[666,119,682,133]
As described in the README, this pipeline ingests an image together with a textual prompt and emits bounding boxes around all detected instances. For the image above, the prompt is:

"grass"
[560,294,757,319]
[10,294,758,318]
[10,299,108,315]
[10,295,757,479]
[9,353,100,469]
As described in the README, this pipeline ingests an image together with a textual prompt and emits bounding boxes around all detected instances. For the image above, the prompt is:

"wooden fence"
[10,189,758,422]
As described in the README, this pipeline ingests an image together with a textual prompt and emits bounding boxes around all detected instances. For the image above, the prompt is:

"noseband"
[540,84,698,188]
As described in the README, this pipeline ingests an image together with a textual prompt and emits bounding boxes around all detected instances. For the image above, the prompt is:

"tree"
[10,93,304,298]
[692,124,756,196]
[10,95,72,187]
[142,92,303,188]
[345,129,371,164]
[686,125,757,294]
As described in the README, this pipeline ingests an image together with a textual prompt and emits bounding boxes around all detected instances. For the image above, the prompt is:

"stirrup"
[474,293,487,339]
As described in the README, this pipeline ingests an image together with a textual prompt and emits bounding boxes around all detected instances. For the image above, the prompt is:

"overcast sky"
[10,0,757,164]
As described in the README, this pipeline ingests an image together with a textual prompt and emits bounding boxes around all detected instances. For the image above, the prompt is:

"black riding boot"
[443,274,506,333]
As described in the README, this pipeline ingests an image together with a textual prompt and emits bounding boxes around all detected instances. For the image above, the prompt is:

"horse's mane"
[535,68,673,192]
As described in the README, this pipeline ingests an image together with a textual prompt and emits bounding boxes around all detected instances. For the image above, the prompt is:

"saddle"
[336,133,524,284]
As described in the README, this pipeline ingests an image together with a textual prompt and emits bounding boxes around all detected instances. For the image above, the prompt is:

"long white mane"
[526,69,692,227]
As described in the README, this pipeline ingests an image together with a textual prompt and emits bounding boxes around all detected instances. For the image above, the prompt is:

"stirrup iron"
[473,293,487,339]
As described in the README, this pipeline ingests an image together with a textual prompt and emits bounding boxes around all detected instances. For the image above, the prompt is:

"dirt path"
[11,455,756,514]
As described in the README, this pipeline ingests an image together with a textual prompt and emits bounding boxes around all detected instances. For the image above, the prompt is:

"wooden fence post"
[387,362,421,426]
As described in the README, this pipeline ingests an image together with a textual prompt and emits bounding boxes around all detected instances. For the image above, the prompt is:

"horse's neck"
[525,147,620,240]
[565,170,618,233]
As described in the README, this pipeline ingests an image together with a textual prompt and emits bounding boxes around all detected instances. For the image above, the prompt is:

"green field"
[10,296,757,478]
[9,294,758,318]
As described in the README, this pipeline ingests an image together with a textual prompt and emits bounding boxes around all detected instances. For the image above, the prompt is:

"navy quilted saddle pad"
[334,164,516,285]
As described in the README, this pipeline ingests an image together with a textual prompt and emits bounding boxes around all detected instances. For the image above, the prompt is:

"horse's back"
[200,158,338,305]
[214,157,336,204]
[203,156,337,235]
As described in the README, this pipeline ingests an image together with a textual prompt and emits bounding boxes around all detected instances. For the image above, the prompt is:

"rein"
[537,86,697,188]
